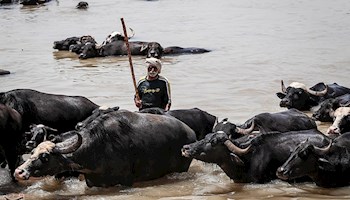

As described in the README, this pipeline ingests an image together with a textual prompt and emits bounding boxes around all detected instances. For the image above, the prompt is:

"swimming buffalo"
[276,132,350,188]
[139,107,217,140]
[20,0,50,5]
[14,109,196,187]
[213,109,316,139]
[182,129,329,183]
[163,46,210,55]
[312,94,350,122]
[78,40,164,59]
[276,80,350,111]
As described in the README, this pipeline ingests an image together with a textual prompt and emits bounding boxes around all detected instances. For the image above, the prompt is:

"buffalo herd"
[1,81,350,189]
[53,31,210,60]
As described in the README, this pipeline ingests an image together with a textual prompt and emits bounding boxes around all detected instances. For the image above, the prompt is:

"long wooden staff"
[120,18,140,101]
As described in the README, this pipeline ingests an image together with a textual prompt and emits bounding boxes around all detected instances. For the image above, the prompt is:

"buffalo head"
[181,131,250,163]
[276,80,327,110]
[25,124,58,152]
[79,42,101,59]
[14,131,82,180]
[327,107,350,135]
[213,118,255,139]
[276,139,331,181]
[53,37,80,51]
[142,42,163,59]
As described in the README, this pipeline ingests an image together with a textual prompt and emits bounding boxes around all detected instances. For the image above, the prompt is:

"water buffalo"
[0,69,10,75]
[139,107,217,140]
[312,94,350,122]
[182,129,329,183]
[0,104,23,180]
[14,109,196,187]
[276,80,350,111]
[276,132,350,188]
[20,0,50,5]
[326,107,350,135]
[213,108,317,139]
[0,89,99,133]
[78,40,164,59]
[53,35,97,54]
[76,1,88,9]
[163,46,210,55]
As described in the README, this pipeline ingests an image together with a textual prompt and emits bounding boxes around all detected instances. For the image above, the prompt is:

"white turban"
[145,57,162,73]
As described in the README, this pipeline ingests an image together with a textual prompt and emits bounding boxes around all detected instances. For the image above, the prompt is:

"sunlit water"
[1,0,350,199]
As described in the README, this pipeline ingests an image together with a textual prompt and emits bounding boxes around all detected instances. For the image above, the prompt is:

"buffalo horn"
[306,84,328,96]
[55,132,82,154]
[236,121,255,135]
[281,80,287,93]
[127,27,135,39]
[224,140,251,155]
[313,141,332,155]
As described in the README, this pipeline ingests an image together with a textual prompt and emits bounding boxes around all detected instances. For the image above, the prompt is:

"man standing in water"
[134,57,171,111]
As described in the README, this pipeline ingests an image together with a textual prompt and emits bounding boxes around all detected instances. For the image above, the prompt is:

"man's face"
[147,65,159,78]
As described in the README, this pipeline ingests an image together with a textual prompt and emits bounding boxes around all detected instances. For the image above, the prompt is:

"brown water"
[1,0,350,199]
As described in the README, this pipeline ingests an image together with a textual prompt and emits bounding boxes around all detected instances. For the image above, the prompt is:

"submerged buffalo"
[276,80,350,111]
[14,110,196,187]
[277,132,350,188]
[20,0,51,5]
[312,94,350,122]
[182,129,329,183]
[78,40,164,59]
[213,108,316,139]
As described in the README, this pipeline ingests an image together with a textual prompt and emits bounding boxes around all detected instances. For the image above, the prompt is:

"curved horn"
[236,121,255,135]
[306,84,328,96]
[127,27,135,39]
[281,80,287,93]
[224,140,251,155]
[55,132,82,154]
[313,141,332,155]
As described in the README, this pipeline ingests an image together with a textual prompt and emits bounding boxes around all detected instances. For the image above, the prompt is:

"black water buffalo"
[76,1,88,9]
[139,107,217,140]
[163,46,210,55]
[20,0,50,5]
[25,124,58,151]
[0,104,23,180]
[326,107,350,135]
[0,69,10,75]
[182,129,329,183]
[79,40,163,59]
[14,109,196,187]
[53,35,97,53]
[213,109,317,139]
[312,94,350,122]
[0,89,99,133]
[276,80,350,111]
[276,132,350,188]
[53,37,80,51]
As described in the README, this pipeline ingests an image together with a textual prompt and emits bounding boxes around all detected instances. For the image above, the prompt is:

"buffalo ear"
[276,92,286,99]
[318,158,336,171]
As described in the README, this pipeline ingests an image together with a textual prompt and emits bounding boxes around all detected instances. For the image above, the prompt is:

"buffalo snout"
[276,166,289,180]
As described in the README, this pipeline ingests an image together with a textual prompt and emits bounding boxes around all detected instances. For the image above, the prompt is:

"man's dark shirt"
[137,75,171,110]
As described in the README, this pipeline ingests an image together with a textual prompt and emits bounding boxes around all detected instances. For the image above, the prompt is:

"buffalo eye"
[39,153,49,163]
[293,94,299,100]
[210,138,217,145]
